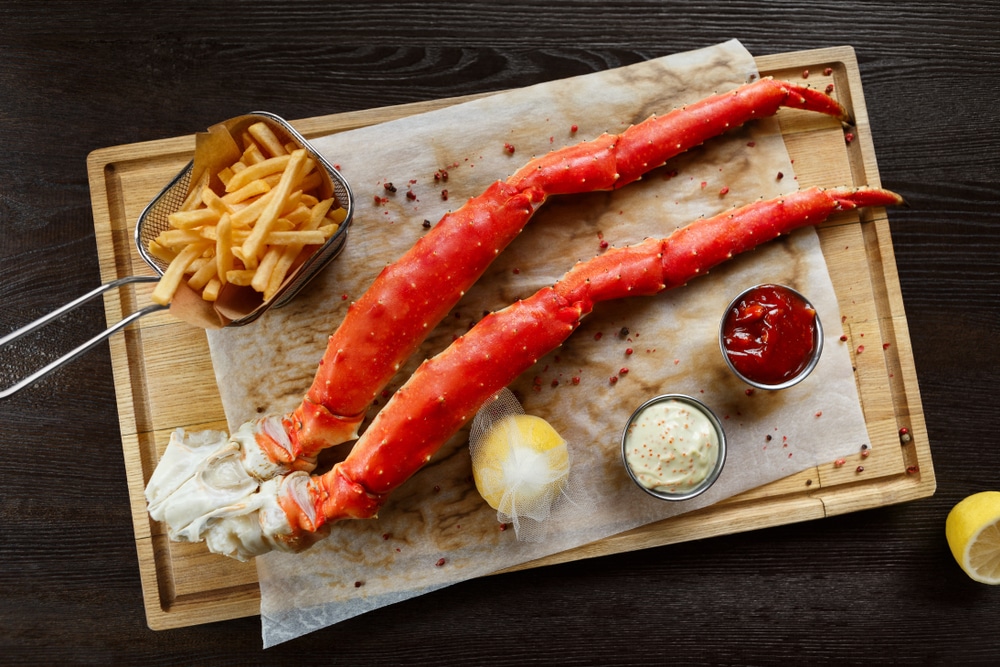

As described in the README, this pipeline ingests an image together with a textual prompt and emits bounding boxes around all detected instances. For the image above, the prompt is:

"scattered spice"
[906,465,920,475]
[802,68,810,79]
[845,132,855,144]
[599,239,609,249]
[776,171,784,180]
[436,558,446,567]
[382,532,391,540]
[861,449,871,459]
[840,334,848,342]
[857,345,865,354]
[571,376,581,385]
[504,142,516,154]
[619,367,629,376]
[834,458,846,468]
[619,326,630,338]
[551,379,559,388]
[570,124,578,133]
[719,185,730,196]
[383,182,397,193]
[883,343,891,350]
[441,189,449,200]
[823,67,834,76]
[594,332,603,341]
[899,427,912,444]
[406,190,417,201]
[745,388,755,397]
[355,581,364,588]
[825,83,835,94]
[856,465,865,473]
[422,219,432,229]
[747,141,756,148]
[765,434,772,442]
[499,523,509,531]
[815,410,823,418]
[806,479,813,486]
[609,375,618,385]
[625,348,634,356]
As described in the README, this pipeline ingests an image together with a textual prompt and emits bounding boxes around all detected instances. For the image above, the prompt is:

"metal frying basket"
[1,112,354,399]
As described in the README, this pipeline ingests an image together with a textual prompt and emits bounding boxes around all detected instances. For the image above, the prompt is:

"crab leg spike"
[271,187,901,544]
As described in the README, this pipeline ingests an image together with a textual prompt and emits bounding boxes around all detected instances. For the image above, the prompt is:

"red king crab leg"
[198,185,903,558]
[252,78,852,476]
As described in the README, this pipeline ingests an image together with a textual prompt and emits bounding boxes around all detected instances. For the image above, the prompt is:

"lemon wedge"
[471,414,569,515]
[946,491,1000,584]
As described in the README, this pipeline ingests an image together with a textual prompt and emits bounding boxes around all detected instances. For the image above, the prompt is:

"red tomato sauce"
[721,284,818,387]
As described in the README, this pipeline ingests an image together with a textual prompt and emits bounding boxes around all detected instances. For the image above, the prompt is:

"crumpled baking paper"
[204,39,870,646]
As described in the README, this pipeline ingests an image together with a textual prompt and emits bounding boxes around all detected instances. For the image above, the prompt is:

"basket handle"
[1,276,166,399]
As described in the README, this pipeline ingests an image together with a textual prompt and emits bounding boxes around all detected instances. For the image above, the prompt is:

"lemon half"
[471,414,569,515]
[946,491,1000,584]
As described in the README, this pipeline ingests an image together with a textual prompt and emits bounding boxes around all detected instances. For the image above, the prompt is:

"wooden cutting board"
[87,46,934,631]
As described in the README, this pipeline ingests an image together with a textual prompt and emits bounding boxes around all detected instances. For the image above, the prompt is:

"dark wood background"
[2,1,998,664]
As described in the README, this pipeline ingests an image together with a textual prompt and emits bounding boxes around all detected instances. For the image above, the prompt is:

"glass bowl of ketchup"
[719,283,823,390]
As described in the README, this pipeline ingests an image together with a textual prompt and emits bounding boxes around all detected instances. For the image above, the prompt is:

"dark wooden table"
[2,1,998,664]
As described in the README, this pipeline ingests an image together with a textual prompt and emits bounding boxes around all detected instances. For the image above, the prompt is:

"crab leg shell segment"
[285,78,851,461]
[277,186,903,536]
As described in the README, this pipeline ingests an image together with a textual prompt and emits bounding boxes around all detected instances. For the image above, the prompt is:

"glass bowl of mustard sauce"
[621,394,727,501]
[719,283,824,391]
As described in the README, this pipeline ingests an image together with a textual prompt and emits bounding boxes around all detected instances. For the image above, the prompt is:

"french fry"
[264,243,302,301]
[218,166,235,188]
[240,149,308,268]
[187,256,219,291]
[179,170,210,212]
[327,206,348,225]
[222,178,270,206]
[155,228,206,249]
[310,198,335,226]
[230,189,275,227]
[248,121,289,158]
[168,207,219,230]
[265,230,327,245]
[225,154,292,193]
[215,213,234,285]
[201,185,235,217]
[202,277,222,301]
[241,142,267,166]
[251,245,283,293]
[226,269,256,286]
[146,240,177,265]
[151,242,211,306]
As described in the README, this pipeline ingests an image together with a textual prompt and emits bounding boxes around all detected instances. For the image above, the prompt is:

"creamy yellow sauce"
[624,398,721,495]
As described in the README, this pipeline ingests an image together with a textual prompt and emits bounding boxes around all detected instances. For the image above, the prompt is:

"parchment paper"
[205,40,871,646]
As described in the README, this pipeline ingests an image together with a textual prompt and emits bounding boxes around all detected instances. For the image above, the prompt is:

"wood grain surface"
[2,1,998,664]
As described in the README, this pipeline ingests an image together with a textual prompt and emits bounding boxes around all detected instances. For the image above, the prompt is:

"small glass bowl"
[718,283,824,391]
[620,394,727,501]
